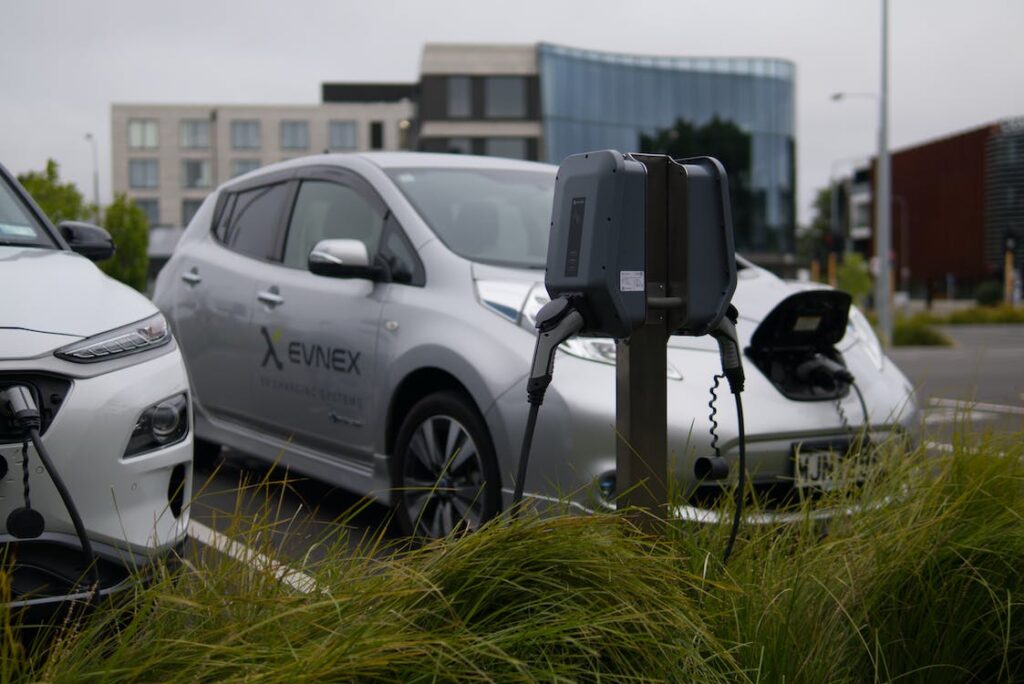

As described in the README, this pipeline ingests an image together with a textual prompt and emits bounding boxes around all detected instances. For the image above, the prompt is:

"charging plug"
[2,385,41,430]
[526,297,585,405]
[796,353,855,387]
[710,305,745,394]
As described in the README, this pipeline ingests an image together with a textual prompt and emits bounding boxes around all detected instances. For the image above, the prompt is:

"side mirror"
[59,221,115,262]
[308,239,378,280]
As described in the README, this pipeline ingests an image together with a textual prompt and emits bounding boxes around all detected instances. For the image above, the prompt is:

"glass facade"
[537,43,796,253]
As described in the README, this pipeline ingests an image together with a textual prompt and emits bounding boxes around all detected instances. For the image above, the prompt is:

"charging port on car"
[745,290,854,402]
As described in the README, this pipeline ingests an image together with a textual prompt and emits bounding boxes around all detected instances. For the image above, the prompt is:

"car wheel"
[392,391,501,538]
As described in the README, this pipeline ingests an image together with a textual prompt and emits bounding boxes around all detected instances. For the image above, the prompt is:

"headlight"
[55,313,171,363]
[846,306,884,370]
[519,284,683,380]
[125,393,189,458]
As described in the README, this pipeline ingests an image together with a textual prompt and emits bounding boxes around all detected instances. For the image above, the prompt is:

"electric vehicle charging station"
[515,149,744,537]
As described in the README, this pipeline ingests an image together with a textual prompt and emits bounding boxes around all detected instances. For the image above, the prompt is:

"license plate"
[793,439,855,490]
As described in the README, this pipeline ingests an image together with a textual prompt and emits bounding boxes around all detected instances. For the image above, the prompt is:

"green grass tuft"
[4,433,1024,682]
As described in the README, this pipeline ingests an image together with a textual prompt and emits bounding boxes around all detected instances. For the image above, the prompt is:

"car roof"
[355,151,556,173]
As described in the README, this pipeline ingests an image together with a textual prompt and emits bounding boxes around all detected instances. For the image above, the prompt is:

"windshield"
[387,167,554,269]
[0,175,55,249]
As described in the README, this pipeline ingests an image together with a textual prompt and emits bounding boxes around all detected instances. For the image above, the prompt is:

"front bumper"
[1,347,193,604]
[488,343,918,515]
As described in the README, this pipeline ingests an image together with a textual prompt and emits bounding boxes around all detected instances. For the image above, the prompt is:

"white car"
[0,163,192,608]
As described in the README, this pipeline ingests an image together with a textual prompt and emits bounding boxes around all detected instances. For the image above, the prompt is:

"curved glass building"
[415,43,797,255]
[538,44,796,253]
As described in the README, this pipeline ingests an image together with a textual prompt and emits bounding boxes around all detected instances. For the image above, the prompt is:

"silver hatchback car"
[154,152,917,537]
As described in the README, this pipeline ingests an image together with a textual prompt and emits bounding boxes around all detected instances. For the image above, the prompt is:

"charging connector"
[512,298,585,513]
[1,385,99,596]
[707,305,747,565]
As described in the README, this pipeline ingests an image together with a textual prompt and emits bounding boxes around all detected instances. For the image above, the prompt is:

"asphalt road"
[889,324,1024,439]
[190,324,1024,564]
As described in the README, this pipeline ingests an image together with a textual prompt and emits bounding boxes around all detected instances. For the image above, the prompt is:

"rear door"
[170,175,294,426]
[249,166,393,464]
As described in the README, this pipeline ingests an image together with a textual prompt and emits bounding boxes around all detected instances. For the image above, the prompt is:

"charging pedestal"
[526,150,738,532]
[614,155,672,527]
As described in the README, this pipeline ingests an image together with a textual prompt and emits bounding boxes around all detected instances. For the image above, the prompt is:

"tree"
[16,159,88,224]
[836,252,873,307]
[639,117,753,246]
[101,193,149,292]
[798,186,832,261]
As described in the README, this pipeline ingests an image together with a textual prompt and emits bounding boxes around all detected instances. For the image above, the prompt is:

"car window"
[227,182,289,260]
[283,180,385,269]
[380,217,424,286]
[0,177,55,249]
[211,192,236,242]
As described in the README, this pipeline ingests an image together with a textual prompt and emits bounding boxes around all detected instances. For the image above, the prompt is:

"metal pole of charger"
[615,156,671,532]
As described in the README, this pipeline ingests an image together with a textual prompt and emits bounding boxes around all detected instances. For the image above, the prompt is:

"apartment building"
[111,99,413,227]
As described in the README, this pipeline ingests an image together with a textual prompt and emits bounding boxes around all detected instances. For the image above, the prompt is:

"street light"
[84,132,100,221]
[829,0,892,347]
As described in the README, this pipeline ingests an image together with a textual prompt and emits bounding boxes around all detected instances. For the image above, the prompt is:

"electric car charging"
[0,163,192,608]
[156,151,917,541]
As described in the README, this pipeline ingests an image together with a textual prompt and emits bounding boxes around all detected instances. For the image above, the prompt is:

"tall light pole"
[84,133,100,221]
[876,0,892,348]
[829,0,892,346]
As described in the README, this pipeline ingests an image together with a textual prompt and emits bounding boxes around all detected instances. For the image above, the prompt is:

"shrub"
[892,315,952,346]
[836,253,873,306]
[974,280,1003,306]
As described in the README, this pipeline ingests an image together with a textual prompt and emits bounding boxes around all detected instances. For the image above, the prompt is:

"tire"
[391,391,501,538]
[192,437,222,471]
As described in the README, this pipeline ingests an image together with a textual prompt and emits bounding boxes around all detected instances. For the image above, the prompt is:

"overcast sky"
[2,0,1022,225]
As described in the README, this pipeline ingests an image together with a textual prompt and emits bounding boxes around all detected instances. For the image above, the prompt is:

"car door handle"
[181,269,202,286]
[257,290,284,307]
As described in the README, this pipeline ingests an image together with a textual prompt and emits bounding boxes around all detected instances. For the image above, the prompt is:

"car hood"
[0,246,157,340]
[472,260,811,350]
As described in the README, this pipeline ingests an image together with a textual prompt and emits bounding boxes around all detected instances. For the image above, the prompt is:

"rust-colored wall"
[873,125,996,291]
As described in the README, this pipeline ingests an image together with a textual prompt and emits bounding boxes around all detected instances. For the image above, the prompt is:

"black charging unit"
[514,150,746,555]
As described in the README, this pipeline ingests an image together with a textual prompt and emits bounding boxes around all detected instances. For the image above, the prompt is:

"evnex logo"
[260,327,361,375]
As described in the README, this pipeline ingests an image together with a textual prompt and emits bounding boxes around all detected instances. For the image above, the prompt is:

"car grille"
[0,374,72,443]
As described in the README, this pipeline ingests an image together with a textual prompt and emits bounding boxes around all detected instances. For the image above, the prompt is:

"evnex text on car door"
[249,168,386,467]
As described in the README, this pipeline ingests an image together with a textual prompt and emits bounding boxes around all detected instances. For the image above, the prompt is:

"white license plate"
[794,449,843,489]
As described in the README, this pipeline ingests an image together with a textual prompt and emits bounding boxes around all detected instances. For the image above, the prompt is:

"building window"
[128,159,159,188]
[182,199,204,227]
[231,120,261,149]
[447,76,472,118]
[180,120,210,149]
[447,137,473,154]
[231,159,260,177]
[328,120,357,150]
[370,121,384,150]
[485,137,529,160]
[182,159,211,188]
[128,120,158,149]
[280,121,309,149]
[134,199,159,226]
[484,77,527,119]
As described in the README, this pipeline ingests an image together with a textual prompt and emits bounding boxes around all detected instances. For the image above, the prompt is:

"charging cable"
[2,385,100,596]
[796,353,870,438]
[511,297,585,515]
[708,306,747,565]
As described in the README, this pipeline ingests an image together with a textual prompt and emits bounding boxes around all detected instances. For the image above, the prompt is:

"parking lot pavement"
[188,452,397,568]
[889,324,1024,441]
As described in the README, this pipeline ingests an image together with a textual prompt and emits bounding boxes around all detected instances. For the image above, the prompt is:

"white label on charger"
[619,270,645,292]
